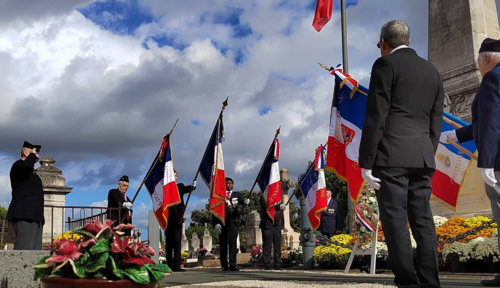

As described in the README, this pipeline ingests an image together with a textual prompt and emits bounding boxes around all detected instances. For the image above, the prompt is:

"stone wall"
[0,250,50,288]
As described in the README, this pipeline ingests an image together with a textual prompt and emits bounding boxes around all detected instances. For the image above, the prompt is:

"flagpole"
[340,0,348,73]
[235,126,281,221]
[120,119,179,224]
[180,98,229,224]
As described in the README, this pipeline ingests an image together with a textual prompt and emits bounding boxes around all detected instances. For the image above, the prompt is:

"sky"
[0,0,499,234]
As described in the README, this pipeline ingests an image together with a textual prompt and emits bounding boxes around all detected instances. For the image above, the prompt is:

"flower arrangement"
[288,246,303,263]
[34,220,171,285]
[313,243,352,265]
[464,216,498,228]
[442,242,472,263]
[55,231,84,243]
[436,216,495,253]
[181,252,189,261]
[353,185,379,243]
[433,216,448,228]
[331,234,353,246]
[471,237,499,262]
[250,245,262,263]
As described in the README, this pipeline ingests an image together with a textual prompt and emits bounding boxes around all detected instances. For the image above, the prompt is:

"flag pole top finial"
[276,126,281,137]
[222,97,229,110]
[167,118,179,137]
[317,62,331,71]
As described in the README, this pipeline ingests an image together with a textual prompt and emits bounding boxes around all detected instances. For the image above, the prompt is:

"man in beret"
[7,141,44,250]
[165,170,196,272]
[107,175,133,234]
[212,177,250,271]
[441,38,500,287]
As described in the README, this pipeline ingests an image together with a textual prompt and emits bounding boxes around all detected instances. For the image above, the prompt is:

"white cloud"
[234,159,260,174]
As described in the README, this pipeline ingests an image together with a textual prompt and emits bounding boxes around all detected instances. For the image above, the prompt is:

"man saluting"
[7,141,44,250]
[441,38,500,287]
[107,175,133,232]
[213,177,249,272]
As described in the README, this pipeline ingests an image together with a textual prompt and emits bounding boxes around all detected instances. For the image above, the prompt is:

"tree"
[0,206,6,220]
[190,205,212,225]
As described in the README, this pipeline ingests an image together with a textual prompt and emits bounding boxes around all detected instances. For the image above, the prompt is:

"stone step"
[202,253,251,268]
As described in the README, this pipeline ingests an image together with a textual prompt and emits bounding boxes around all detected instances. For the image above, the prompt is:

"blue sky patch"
[79,0,154,35]
[259,107,272,115]
[191,120,201,126]
[142,34,187,51]
[212,7,253,38]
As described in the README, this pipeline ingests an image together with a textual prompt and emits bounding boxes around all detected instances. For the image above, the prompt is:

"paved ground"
[160,268,494,287]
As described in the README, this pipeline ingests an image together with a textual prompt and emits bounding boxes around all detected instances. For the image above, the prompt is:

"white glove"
[481,168,498,187]
[215,224,222,235]
[122,202,133,209]
[281,229,283,234]
[440,130,457,143]
[361,169,381,190]
[279,204,286,211]
[192,180,197,188]
[244,198,250,205]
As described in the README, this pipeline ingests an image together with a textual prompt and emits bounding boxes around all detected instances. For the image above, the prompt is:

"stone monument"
[428,0,500,218]
[244,210,262,253]
[202,225,213,252]
[181,222,189,253]
[36,158,73,243]
[280,169,300,248]
[189,232,200,256]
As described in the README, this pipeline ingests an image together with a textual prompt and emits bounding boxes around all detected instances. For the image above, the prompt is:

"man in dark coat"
[358,20,443,288]
[259,195,286,270]
[7,141,44,250]
[107,175,133,231]
[165,170,196,272]
[319,188,344,238]
[441,38,500,287]
[213,177,249,271]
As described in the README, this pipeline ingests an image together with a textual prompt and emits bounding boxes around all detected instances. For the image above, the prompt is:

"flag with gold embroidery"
[326,64,367,203]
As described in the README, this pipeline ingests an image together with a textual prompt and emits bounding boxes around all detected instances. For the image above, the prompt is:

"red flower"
[46,239,82,264]
[111,234,155,266]
[82,220,114,238]
[78,238,97,250]
[114,223,136,231]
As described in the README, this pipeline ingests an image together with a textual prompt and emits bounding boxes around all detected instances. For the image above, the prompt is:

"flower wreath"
[353,184,379,244]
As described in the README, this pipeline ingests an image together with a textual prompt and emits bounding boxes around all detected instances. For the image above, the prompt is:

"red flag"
[312,0,333,32]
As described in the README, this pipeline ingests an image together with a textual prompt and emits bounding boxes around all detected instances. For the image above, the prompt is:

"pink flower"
[110,234,155,266]
[82,220,114,238]
[78,238,97,250]
[113,223,136,231]
[46,239,82,264]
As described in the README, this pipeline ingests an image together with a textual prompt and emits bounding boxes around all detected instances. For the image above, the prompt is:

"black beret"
[225,177,234,183]
[479,38,500,53]
[23,141,41,152]
[119,175,129,183]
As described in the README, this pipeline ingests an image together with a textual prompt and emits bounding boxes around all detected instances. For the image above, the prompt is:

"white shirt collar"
[390,45,408,54]
[327,197,331,205]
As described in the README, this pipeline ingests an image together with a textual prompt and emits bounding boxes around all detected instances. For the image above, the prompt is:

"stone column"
[36,158,72,244]
[428,0,499,218]
[181,222,189,253]
[280,169,300,248]
[244,211,262,253]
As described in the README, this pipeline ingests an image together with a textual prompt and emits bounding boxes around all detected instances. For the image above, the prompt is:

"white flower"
[471,237,498,261]
[494,229,498,238]
[360,226,366,232]
[433,215,448,227]
[442,242,472,263]
[369,197,376,203]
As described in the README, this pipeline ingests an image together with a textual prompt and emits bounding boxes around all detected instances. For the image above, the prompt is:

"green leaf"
[74,252,89,266]
[35,256,50,265]
[73,230,96,239]
[106,256,124,279]
[83,252,109,273]
[122,266,150,285]
[149,263,172,273]
[144,264,165,283]
[34,267,51,281]
[90,238,110,254]
[69,259,86,278]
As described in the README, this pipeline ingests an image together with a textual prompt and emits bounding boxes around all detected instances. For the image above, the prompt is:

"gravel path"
[168,280,395,288]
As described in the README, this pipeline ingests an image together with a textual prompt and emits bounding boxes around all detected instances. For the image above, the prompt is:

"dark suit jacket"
[359,48,444,169]
[212,191,244,228]
[166,183,193,230]
[7,154,45,223]
[319,198,344,234]
[456,63,500,171]
[259,196,284,230]
[107,188,132,225]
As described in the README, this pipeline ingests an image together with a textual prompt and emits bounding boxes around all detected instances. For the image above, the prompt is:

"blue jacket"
[318,198,344,234]
[456,63,500,171]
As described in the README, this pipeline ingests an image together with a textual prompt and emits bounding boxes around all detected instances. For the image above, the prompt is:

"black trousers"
[11,219,43,250]
[220,223,239,268]
[262,225,281,266]
[372,167,440,288]
[165,225,182,269]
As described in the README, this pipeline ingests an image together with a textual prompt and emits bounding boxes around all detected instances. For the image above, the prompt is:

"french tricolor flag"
[257,138,281,222]
[300,145,328,230]
[144,135,180,230]
[431,112,477,211]
[199,116,227,225]
[326,66,367,203]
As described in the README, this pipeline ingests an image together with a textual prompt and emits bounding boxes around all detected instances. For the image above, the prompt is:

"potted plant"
[181,252,189,266]
[442,242,471,273]
[34,220,171,288]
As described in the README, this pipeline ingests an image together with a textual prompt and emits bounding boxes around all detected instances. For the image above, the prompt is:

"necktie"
[122,193,130,220]
[226,191,231,206]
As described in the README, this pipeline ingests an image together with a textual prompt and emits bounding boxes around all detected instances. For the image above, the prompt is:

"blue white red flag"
[144,135,180,230]
[326,65,367,203]
[355,205,375,232]
[431,112,477,211]
[199,116,226,225]
[300,145,328,230]
[257,138,281,222]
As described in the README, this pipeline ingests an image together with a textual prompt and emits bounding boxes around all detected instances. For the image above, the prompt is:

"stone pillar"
[280,169,300,248]
[300,198,315,270]
[189,232,200,256]
[181,222,189,253]
[148,211,160,263]
[36,158,72,243]
[202,227,212,253]
[244,211,262,253]
[428,0,499,218]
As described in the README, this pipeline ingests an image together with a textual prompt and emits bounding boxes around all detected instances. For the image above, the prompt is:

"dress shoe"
[274,265,282,271]
[229,266,240,271]
[222,266,229,271]
[481,277,500,286]
[262,265,271,270]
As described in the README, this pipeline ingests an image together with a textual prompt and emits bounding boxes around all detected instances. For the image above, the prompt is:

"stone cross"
[280,169,300,248]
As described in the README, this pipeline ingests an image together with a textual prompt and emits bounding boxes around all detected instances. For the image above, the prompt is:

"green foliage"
[190,205,213,225]
[122,266,150,285]
[0,206,7,220]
